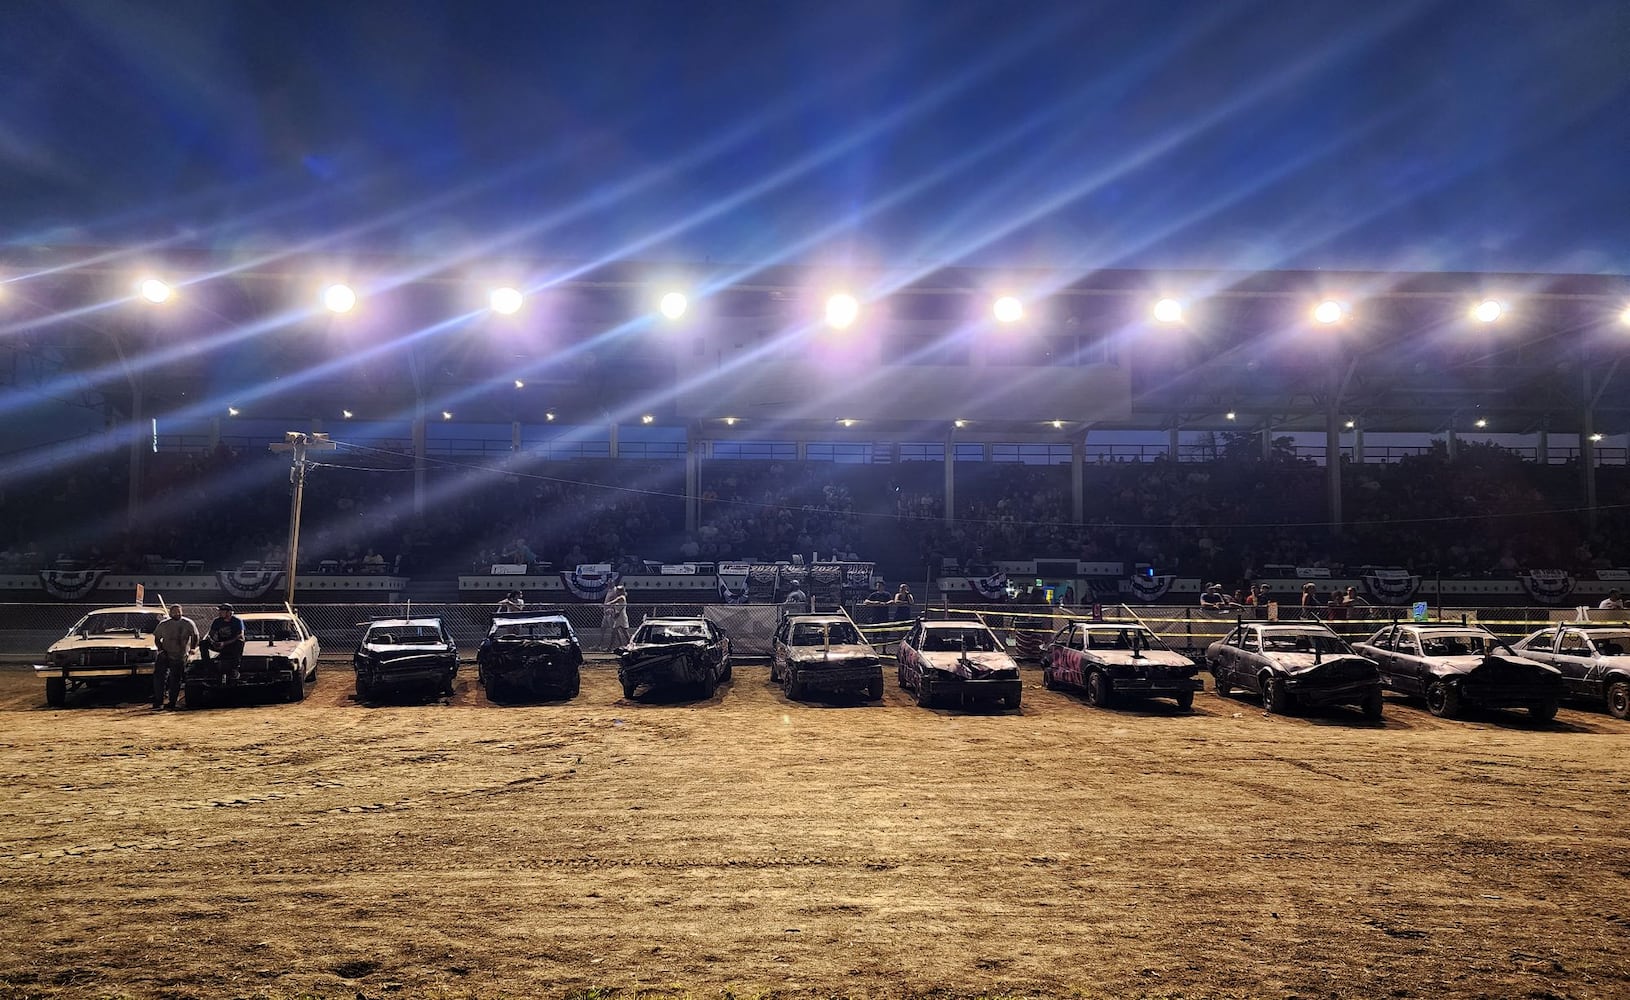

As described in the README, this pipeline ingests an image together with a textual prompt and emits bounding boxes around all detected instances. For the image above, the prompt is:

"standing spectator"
[1300,582,1319,612]
[199,603,245,685]
[498,590,525,613]
[602,584,630,650]
[782,579,809,615]
[1600,589,1624,611]
[892,583,915,622]
[151,603,197,711]
[1199,583,1226,610]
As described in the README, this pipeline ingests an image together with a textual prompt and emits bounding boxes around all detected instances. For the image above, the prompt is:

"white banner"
[1520,570,1575,605]
[215,568,286,601]
[1296,566,1332,579]
[1126,573,1176,602]
[1596,569,1630,582]
[1362,568,1421,606]
[659,563,699,575]
[38,569,106,600]
[489,563,528,575]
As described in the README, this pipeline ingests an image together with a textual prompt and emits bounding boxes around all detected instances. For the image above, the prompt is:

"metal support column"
[1167,425,1180,461]
[1445,425,1457,461]
[1071,437,1084,524]
[1260,425,1273,461]
[1325,404,1342,535]
[608,420,619,459]
[1352,423,1364,465]
[1535,428,1548,465]
[943,431,956,526]
[411,403,427,517]
[511,421,521,452]
[684,424,699,534]
[1582,367,1598,535]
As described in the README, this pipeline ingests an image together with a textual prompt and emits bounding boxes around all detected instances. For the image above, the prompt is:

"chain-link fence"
[1,600,1618,661]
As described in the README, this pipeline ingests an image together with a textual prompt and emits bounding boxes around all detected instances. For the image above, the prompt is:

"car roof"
[921,620,994,629]
[366,618,443,628]
[492,614,571,625]
[786,614,847,623]
[639,617,708,626]
[1247,623,1337,633]
[79,606,161,615]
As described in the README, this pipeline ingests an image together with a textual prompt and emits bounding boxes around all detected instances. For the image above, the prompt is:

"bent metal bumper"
[1462,682,1561,709]
[1285,677,1381,707]
[791,661,882,693]
[1106,675,1203,696]
[357,654,455,687]
[933,673,1023,702]
[34,664,154,679]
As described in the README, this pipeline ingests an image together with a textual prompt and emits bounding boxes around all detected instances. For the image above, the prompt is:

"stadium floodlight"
[641,414,655,424]
[1471,299,1505,323]
[1151,298,1184,324]
[442,410,453,420]
[1473,418,1488,428]
[226,407,240,417]
[1051,420,1064,429]
[1225,411,1237,421]
[1620,304,1630,327]
[826,293,859,329]
[545,411,556,421]
[659,291,688,320]
[954,419,967,428]
[724,417,737,426]
[137,277,173,304]
[322,283,357,314]
[1344,419,1355,429]
[514,379,525,389]
[992,296,1024,323]
[342,410,354,419]
[489,286,523,315]
[1312,300,1347,325]
[1590,433,1604,442]
[839,418,855,427]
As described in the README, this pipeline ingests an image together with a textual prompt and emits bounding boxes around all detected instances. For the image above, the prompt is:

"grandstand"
[3,248,1628,609]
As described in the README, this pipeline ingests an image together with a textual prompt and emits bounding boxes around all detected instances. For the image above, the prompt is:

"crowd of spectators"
[3,441,1626,586]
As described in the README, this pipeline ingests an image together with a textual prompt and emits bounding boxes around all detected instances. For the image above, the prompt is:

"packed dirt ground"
[0,657,1625,1000]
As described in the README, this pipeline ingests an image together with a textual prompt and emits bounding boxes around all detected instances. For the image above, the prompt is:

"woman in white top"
[603,585,630,649]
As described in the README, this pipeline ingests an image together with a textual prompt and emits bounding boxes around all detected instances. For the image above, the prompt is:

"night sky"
[3,0,1626,274]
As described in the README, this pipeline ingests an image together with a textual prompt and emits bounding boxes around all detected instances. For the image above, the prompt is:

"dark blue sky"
[3,0,1626,274]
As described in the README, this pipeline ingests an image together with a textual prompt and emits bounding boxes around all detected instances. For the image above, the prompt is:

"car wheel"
[867,676,883,701]
[1212,669,1231,698]
[621,679,637,700]
[1362,689,1384,721]
[566,673,581,699]
[702,666,719,699]
[1004,692,1022,711]
[1261,674,1290,715]
[286,667,307,703]
[1086,669,1113,708]
[441,675,456,698]
[1042,665,1058,690]
[1174,689,1195,712]
[1425,680,1460,719]
[1607,680,1630,720]
[721,658,732,682]
[355,676,372,703]
[786,676,806,700]
[1528,699,1558,724]
[45,677,66,707]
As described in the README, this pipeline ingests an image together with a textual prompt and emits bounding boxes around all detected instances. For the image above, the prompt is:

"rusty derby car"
[615,617,732,699]
[478,613,584,701]
[896,618,1022,709]
[352,616,458,701]
[1207,622,1384,719]
[184,610,320,708]
[35,604,182,707]
[1041,620,1202,710]
[1354,623,1563,721]
[771,613,884,701]
[1510,623,1630,719]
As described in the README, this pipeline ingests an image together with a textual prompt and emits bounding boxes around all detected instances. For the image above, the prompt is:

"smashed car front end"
[788,644,883,694]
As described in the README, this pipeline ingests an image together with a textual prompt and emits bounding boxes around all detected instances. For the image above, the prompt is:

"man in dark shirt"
[200,603,246,684]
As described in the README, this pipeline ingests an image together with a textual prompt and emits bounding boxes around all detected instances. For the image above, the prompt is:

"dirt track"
[0,659,1626,1000]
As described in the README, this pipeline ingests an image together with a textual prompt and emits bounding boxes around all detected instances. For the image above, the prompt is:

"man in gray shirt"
[151,603,198,710]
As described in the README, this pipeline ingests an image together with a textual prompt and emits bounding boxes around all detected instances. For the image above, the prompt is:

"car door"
[1554,629,1599,699]
[772,621,790,680]
[1236,629,1266,692]
[897,623,920,685]
[1064,625,1089,688]
[1392,631,1426,695]
[1210,627,1239,682]
[1365,626,1397,689]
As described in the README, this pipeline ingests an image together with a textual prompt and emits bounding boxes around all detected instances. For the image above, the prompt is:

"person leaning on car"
[151,603,198,710]
[1600,589,1625,611]
[199,603,246,684]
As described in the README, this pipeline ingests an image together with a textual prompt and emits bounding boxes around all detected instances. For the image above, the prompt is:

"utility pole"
[270,432,337,607]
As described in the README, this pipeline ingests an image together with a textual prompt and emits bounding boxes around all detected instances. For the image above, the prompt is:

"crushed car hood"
[361,644,453,657]
[1274,654,1378,679]
[788,643,877,663]
[918,650,1019,678]
[242,640,304,660]
[1090,650,1194,670]
[1451,653,1563,682]
[49,636,157,655]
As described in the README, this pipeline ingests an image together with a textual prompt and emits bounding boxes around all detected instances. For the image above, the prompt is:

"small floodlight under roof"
[839,418,855,428]
[1051,420,1064,429]
[545,411,556,421]
[659,291,688,320]
[1344,419,1355,429]
[489,286,523,315]
[1590,433,1604,442]
[1312,300,1346,325]
[513,379,525,389]
[825,293,859,329]
[1471,299,1505,324]
[322,283,357,314]
[226,406,240,417]
[1225,411,1237,421]
[954,419,967,428]
[724,417,737,426]
[442,410,453,421]
[1151,298,1184,324]
[641,414,655,424]
[1473,418,1488,428]
[992,296,1024,323]
[137,277,173,304]
[342,410,354,419]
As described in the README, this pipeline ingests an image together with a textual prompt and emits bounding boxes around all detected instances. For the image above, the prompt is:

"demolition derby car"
[771,613,884,701]
[1511,624,1630,719]
[36,604,178,707]
[1042,620,1202,710]
[352,616,458,700]
[616,617,732,699]
[477,613,583,701]
[1207,622,1384,719]
[1354,623,1562,721]
[184,610,321,707]
[896,618,1022,710]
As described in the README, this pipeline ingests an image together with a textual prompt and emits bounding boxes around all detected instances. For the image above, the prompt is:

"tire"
[916,673,934,708]
[621,679,637,700]
[1213,669,1231,699]
[355,676,372,703]
[1086,670,1113,708]
[185,682,208,709]
[45,677,65,708]
[701,665,718,699]
[1042,665,1058,690]
[441,674,455,698]
[721,658,732,682]
[1607,680,1630,720]
[1174,688,1195,712]
[307,661,318,683]
[867,676,884,701]
[566,673,581,699]
[1004,692,1022,711]
[1261,674,1290,715]
[1528,699,1558,724]
[1425,680,1460,719]
[1362,689,1384,722]
[286,666,306,703]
